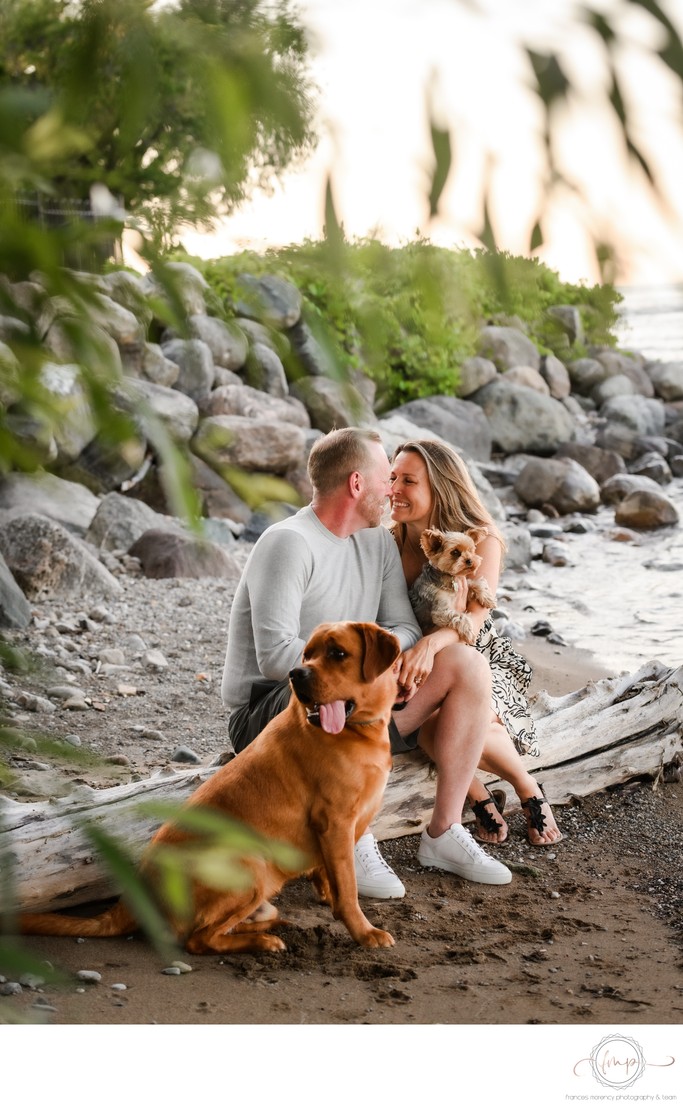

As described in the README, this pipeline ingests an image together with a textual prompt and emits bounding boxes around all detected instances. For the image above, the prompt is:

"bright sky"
[178,0,683,287]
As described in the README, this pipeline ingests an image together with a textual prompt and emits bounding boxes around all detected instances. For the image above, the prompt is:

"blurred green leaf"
[427,121,452,218]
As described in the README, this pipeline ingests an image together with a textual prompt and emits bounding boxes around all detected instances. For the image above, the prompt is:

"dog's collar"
[423,563,457,588]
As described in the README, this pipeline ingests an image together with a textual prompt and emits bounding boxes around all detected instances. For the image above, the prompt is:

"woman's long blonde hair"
[390,439,505,553]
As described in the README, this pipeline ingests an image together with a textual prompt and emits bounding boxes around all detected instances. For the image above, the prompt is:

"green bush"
[184,240,622,411]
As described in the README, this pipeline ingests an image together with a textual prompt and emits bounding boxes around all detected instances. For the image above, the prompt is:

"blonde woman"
[389,439,562,846]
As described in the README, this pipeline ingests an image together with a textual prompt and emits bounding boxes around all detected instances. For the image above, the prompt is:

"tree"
[0,0,315,249]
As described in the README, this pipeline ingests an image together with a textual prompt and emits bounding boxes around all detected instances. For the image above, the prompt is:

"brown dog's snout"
[289,666,313,700]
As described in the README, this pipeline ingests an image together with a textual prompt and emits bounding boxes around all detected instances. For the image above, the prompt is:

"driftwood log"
[2,661,682,912]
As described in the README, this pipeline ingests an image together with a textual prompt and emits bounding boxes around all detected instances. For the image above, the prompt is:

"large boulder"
[383,397,492,463]
[233,273,302,330]
[138,343,180,387]
[458,356,497,397]
[614,490,679,529]
[85,492,179,552]
[539,354,571,399]
[514,457,601,515]
[478,326,541,371]
[600,395,666,437]
[0,514,121,599]
[200,383,310,428]
[141,261,209,317]
[290,378,377,433]
[39,363,97,462]
[193,414,306,475]
[116,379,200,444]
[600,473,662,506]
[128,529,241,580]
[286,320,337,378]
[243,343,289,398]
[554,442,625,486]
[647,361,683,402]
[188,315,249,371]
[162,338,215,404]
[0,472,99,535]
[59,433,147,495]
[468,378,576,455]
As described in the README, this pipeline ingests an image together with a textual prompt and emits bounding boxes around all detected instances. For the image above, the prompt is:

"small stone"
[143,649,168,672]
[0,982,23,996]
[171,961,192,974]
[549,891,561,899]
[111,983,127,991]
[171,745,200,764]
[89,605,115,624]
[64,697,89,710]
[105,754,130,767]
[117,684,139,697]
[530,620,553,637]
[47,685,86,701]
[161,966,182,975]
[141,729,165,742]
[126,634,147,653]
[99,648,126,665]
[76,970,102,984]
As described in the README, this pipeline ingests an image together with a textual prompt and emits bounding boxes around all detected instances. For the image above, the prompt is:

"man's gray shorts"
[228,678,420,756]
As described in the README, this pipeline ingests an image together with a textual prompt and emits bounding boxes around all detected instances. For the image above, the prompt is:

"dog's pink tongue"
[319,700,347,734]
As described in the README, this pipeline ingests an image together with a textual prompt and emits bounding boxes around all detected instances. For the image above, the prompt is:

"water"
[506,285,683,676]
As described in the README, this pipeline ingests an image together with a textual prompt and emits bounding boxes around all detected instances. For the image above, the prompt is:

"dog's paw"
[451,614,476,645]
[360,927,395,949]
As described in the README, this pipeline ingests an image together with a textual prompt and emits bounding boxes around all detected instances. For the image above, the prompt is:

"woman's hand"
[452,577,469,613]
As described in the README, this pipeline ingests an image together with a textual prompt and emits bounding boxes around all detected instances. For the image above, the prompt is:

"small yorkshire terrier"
[409,527,495,645]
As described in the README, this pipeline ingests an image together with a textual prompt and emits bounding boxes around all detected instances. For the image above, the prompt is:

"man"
[222,428,510,897]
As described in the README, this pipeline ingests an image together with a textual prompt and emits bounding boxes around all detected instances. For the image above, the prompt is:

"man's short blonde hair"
[307,428,384,496]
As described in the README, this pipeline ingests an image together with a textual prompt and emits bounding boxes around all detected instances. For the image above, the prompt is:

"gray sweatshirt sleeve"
[245,527,313,680]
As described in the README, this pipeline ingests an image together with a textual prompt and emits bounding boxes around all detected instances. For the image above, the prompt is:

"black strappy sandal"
[471,786,508,845]
[521,787,564,847]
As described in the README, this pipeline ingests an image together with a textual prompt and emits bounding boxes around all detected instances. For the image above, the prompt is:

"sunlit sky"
[180,0,683,287]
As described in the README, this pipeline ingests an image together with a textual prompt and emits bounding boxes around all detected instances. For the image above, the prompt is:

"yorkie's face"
[419,528,482,577]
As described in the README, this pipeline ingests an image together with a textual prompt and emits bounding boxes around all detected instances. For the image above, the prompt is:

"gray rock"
[601,473,664,505]
[243,343,289,398]
[142,262,209,317]
[76,970,102,984]
[200,383,310,428]
[38,363,97,463]
[458,356,497,397]
[566,357,607,395]
[60,433,147,495]
[188,314,248,371]
[647,360,683,402]
[100,269,153,329]
[289,378,377,435]
[628,452,672,485]
[171,745,201,764]
[128,528,241,580]
[539,354,571,399]
[515,457,600,515]
[502,366,549,394]
[0,339,21,407]
[235,317,290,356]
[116,378,199,444]
[286,319,337,378]
[478,325,541,371]
[468,378,576,456]
[138,343,180,387]
[542,540,572,566]
[0,472,99,535]
[143,648,168,671]
[0,550,31,628]
[193,414,306,476]
[86,492,177,552]
[554,442,625,486]
[600,394,665,437]
[162,338,215,404]
[614,490,679,529]
[500,523,532,569]
[234,273,302,330]
[0,514,122,600]
[591,374,636,405]
[546,305,584,346]
[383,397,492,463]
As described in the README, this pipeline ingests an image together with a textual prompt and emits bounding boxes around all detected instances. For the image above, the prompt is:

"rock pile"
[1,260,682,635]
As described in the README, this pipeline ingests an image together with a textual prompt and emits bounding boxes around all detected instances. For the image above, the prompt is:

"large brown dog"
[20,621,401,954]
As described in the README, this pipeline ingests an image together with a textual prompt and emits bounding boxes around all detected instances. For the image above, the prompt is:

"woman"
[389,439,562,847]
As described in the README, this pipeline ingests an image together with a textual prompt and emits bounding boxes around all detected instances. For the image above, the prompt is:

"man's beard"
[359,489,385,527]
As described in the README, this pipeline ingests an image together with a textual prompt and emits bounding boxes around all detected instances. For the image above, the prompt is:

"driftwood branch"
[2,661,682,912]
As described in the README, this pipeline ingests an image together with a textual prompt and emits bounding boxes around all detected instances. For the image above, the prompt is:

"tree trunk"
[2,661,681,912]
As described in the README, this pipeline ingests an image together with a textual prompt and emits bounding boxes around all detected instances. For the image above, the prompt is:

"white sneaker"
[354,833,406,899]
[417,823,512,885]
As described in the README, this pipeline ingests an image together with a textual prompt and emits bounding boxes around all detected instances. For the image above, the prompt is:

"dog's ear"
[419,528,444,558]
[467,526,489,547]
[354,623,401,682]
